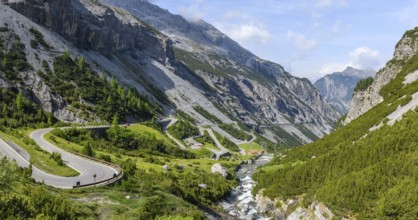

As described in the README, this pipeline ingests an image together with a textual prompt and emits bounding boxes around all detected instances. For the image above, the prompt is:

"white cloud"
[318,47,380,75]
[349,47,380,69]
[287,30,317,50]
[177,0,205,21]
[315,0,347,9]
[217,22,272,44]
[319,62,347,75]
[222,10,248,20]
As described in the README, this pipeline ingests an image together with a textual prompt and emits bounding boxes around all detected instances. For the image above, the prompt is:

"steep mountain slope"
[99,0,341,146]
[253,27,418,219]
[2,0,339,146]
[345,28,418,124]
[314,67,375,114]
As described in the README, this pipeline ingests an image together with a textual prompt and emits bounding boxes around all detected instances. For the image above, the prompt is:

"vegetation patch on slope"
[253,43,418,218]
[354,76,374,92]
[167,118,199,140]
[38,51,158,122]
[219,123,251,141]
[193,106,222,124]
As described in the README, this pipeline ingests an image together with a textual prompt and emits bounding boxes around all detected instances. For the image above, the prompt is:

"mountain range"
[2,0,340,147]
[253,26,418,219]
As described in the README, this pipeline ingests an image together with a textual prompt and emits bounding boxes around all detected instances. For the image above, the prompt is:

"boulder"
[211,163,228,178]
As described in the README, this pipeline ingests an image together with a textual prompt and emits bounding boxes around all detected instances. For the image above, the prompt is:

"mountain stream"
[219,154,273,219]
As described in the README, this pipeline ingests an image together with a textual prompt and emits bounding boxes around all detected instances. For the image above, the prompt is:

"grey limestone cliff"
[345,28,418,124]
[314,67,375,114]
[100,0,341,145]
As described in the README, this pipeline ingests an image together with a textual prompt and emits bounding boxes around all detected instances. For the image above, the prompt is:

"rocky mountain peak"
[314,67,376,114]
[339,66,375,78]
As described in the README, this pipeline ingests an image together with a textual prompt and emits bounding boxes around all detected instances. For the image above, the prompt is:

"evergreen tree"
[47,114,52,126]
[15,91,23,112]
[78,57,85,71]
[1,57,7,68]
[81,141,94,157]
[62,49,70,61]
[112,114,119,127]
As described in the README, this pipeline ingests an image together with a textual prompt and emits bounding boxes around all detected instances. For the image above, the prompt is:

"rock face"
[254,192,335,220]
[0,4,82,122]
[3,0,340,145]
[211,163,228,178]
[314,67,375,114]
[345,28,418,124]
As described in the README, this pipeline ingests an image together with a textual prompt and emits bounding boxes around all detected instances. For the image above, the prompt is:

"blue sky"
[153,0,418,81]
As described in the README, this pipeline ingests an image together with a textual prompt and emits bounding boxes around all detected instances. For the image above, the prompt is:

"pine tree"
[62,49,70,61]
[15,91,23,112]
[112,114,119,127]
[2,104,7,116]
[78,57,85,71]
[1,57,7,68]
[82,141,94,157]
[47,114,53,126]
[110,77,118,89]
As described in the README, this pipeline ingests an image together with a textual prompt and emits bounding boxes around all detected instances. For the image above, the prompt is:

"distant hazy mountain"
[314,67,375,114]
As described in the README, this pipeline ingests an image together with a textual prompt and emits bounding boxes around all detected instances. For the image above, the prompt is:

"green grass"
[127,124,176,148]
[189,148,213,159]
[46,131,164,172]
[66,188,204,219]
[0,129,79,177]
[239,142,263,153]
[167,158,238,173]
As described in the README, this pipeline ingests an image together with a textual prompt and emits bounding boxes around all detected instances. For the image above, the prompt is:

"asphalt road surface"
[0,128,120,189]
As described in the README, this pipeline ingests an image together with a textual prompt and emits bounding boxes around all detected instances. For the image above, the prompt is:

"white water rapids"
[219,155,273,220]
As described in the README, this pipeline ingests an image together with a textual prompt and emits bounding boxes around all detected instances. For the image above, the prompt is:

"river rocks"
[255,191,275,214]
[253,190,336,220]
[311,202,334,220]
[287,207,315,220]
[211,163,228,178]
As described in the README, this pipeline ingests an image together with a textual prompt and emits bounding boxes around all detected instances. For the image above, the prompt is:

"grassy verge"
[238,142,263,154]
[127,124,177,148]
[0,128,79,177]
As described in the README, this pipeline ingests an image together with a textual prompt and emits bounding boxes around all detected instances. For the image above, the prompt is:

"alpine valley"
[0,0,417,220]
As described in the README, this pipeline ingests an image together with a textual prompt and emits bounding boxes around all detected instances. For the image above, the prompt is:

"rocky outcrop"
[211,163,228,178]
[0,4,84,122]
[254,191,335,220]
[314,67,375,114]
[345,28,418,124]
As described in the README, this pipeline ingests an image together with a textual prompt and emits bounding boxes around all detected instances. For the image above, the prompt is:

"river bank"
[219,154,274,219]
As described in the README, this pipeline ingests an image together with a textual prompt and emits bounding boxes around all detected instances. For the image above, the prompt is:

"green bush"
[193,106,222,124]
[167,119,199,140]
[29,28,51,49]
[354,77,374,92]
[38,51,158,122]
[219,123,251,140]
[0,158,90,219]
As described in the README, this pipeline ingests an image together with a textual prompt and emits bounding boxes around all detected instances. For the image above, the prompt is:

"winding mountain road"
[0,128,122,189]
